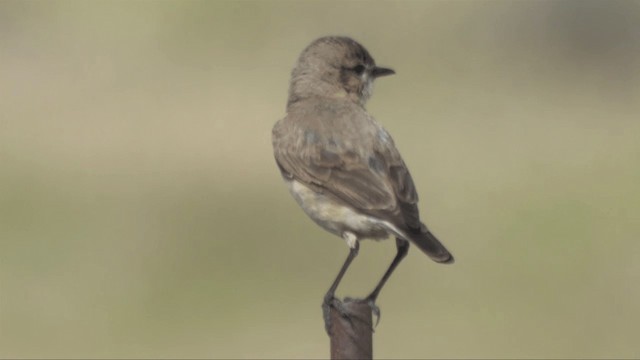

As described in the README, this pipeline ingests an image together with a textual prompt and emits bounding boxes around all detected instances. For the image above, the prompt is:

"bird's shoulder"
[274,98,393,153]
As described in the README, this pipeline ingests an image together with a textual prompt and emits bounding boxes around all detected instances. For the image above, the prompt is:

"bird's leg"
[365,238,410,325]
[322,239,359,334]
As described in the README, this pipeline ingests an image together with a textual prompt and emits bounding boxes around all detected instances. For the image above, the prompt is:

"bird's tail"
[408,223,454,264]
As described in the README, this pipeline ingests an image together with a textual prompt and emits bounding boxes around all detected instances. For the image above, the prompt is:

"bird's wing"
[272,114,421,230]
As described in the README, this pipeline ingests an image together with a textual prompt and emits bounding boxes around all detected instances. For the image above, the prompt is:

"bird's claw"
[368,299,381,329]
[322,295,353,335]
[346,296,381,332]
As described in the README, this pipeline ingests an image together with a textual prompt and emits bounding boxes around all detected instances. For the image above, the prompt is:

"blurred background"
[1,0,639,358]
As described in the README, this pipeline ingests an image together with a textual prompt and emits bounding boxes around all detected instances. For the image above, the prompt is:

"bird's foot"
[322,295,352,335]
[369,299,381,329]
[344,296,380,332]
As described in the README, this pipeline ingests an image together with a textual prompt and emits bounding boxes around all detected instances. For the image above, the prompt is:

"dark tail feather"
[409,224,454,264]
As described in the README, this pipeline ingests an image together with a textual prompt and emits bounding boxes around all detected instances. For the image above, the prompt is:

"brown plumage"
[272,37,453,332]
[273,36,453,263]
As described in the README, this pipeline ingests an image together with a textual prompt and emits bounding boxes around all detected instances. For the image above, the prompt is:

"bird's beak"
[371,66,395,78]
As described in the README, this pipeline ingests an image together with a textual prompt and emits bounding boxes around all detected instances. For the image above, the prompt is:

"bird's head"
[288,36,395,107]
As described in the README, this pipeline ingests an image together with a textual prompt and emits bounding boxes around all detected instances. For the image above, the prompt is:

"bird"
[272,36,453,331]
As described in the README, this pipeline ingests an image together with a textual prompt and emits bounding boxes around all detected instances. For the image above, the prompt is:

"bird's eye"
[353,65,366,75]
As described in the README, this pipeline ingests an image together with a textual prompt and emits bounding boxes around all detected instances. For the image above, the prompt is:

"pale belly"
[286,179,404,241]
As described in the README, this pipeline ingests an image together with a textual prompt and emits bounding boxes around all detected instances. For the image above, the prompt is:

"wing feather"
[272,101,422,230]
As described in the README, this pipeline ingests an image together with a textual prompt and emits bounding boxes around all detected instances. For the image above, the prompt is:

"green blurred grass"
[1,1,639,358]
